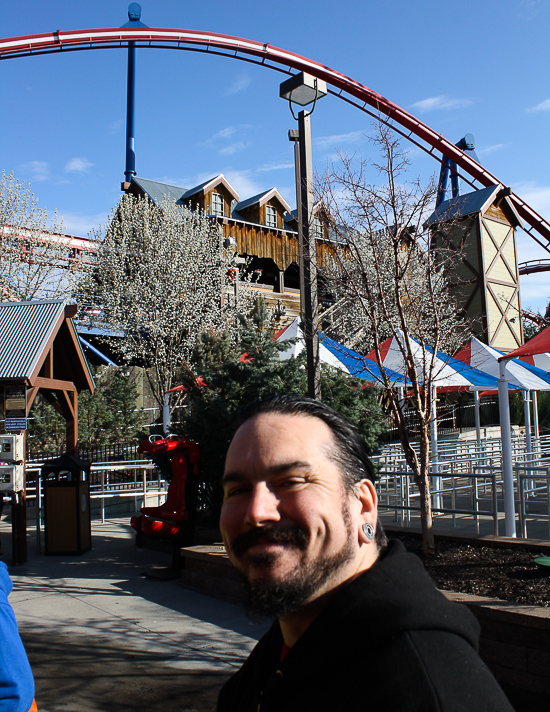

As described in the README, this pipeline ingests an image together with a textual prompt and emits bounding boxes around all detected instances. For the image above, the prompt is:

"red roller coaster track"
[2,25,550,252]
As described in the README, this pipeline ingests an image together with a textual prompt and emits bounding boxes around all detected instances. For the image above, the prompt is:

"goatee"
[238,503,354,619]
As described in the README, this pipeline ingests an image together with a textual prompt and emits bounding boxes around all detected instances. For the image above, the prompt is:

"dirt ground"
[393,532,550,606]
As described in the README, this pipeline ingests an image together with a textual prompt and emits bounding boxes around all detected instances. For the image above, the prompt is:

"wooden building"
[125,175,334,322]
[427,185,523,352]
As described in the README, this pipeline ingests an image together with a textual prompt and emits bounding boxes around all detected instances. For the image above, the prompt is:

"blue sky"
[3,0,550,314]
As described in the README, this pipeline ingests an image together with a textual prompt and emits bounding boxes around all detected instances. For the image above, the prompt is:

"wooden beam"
[59,388,76,421]
[32,376,77,391]
[25,386,40,414]
[66,390,78,454]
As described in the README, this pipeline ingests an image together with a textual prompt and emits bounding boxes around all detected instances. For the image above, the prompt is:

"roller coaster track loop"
[1,26,550,251]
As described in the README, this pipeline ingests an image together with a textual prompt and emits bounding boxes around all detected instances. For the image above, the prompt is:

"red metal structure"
[518,260,550,275]
[2,26,550,253]
[131,436,200,548]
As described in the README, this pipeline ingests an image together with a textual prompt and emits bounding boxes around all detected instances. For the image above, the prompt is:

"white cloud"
[19,160,49,182]
[513,181,550,219]
[478,143,505,156]
[410,95,472,113]
[315,130,366,150]
[203,125,254,152]
[65,157,93,173]
[219,142,250,156]
[257,162,295,172]
[109,119,124,134]
[212,126,238,140]
[225,75,252,96]
[222,170,266,200]
[527,98,550,113]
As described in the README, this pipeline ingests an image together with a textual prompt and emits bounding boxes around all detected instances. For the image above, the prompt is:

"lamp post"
[280,72,327,400]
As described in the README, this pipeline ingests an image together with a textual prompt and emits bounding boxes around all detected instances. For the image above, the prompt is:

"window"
[265,205,277,229]
[313,216,323,239]
[211,193,224,217]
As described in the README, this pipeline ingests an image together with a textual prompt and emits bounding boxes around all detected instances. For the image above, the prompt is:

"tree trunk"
[418,430,435,555]
[418,471,435,555]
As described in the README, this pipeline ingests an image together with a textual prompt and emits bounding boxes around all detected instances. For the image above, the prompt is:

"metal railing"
[374,431,550,538]
[377,469,500,535]
[23,459,168,552]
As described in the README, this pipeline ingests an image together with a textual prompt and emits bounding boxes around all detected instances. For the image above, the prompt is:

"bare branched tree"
[316,125,471,554]
[78,193,249,415]
[0,171,80,301]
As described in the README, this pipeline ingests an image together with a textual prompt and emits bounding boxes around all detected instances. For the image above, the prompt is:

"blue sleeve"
[0,562,35,712]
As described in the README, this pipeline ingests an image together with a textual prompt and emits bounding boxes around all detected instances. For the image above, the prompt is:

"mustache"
[231,526,309,556]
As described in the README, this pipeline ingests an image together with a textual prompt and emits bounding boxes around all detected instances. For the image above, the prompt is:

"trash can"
[42,454,92,555]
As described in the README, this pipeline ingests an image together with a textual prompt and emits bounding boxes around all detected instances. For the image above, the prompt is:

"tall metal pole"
[298,110,321,400]
[289,130,305,311]
[474,390,482,445]
[498,359,516,537]
[430,386,441,510]
[124,40,137,184]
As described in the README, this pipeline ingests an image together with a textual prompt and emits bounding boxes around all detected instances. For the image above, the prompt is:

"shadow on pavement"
[21,629,229,712]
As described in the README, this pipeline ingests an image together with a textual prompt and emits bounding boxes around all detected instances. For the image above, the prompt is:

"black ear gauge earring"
[362,522,375,541]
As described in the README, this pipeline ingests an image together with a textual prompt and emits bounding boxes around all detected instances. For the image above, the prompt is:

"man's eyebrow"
[222,461,311,485]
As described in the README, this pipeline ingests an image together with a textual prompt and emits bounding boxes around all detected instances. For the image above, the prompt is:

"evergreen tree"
[26,396,66,456]
[103,369,148,443]
[27,366,148,455]
[179,297,388,515]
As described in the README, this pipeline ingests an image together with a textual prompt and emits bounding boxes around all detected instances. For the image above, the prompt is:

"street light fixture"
[280,72,326,400]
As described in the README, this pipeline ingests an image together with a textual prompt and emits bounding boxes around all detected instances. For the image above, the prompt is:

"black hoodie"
[217,540,514,712]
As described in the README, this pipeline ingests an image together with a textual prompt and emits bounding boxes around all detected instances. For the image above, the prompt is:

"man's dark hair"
[235,394,387,549]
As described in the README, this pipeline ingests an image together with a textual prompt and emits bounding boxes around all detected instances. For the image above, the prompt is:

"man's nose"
[244,483,281,527]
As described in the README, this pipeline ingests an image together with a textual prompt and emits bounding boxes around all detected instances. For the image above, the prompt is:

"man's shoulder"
[217,623,282,712]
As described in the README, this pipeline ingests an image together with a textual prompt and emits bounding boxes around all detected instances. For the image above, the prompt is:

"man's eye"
[279,478,304,489]
[225,486,249,498]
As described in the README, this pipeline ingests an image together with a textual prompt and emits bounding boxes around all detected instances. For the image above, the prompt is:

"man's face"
[220,412,372,615]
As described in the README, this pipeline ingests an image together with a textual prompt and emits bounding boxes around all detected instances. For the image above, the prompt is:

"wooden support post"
[11,491,27,565]
[65,390,78,455]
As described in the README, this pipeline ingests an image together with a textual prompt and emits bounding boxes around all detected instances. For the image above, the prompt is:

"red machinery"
[131,435,200,549]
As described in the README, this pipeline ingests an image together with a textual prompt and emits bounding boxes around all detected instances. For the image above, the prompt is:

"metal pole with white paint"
[498,358,516,537]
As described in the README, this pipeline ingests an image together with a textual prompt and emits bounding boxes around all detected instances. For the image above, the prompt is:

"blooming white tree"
[79,193,247,413]
[317,125,471,554]
[0,171,79,301]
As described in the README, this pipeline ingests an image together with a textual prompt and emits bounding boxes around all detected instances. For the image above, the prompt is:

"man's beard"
[233,501,355,619]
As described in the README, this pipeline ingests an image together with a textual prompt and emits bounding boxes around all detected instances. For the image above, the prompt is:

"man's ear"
[356,479,378,517]
[356,479,378,544]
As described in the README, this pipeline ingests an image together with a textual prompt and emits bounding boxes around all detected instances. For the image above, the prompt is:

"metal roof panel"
[0,300,65,380]
[132,176,187,204]
[425,185,500,226]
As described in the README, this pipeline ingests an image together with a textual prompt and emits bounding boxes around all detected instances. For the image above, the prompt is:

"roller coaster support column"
[124,41,137,184]
[122,3,147,185]
[435,134,479,208]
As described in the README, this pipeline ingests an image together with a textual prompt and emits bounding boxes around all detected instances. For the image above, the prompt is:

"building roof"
[235,187,292,214]
[0,299,94,391]
[181,174,240,202]
[130,176,187,204]
[426,185,522,227]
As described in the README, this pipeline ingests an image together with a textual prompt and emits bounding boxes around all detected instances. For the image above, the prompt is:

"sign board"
[4,385,26,419]
[5,418,27,431]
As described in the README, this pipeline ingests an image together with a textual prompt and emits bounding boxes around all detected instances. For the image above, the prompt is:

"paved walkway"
[1,517,268,712]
